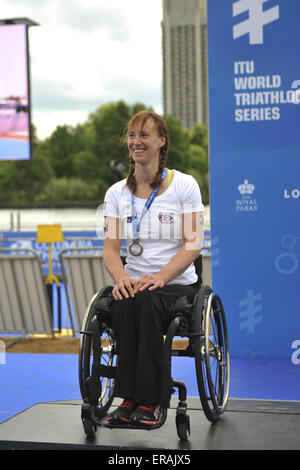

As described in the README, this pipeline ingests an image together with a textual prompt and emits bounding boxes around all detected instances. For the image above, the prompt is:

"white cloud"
[1,0,163,138]
[57,0,132,40]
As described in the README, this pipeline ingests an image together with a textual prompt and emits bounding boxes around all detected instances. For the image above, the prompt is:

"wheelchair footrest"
[82,402,168,431]
[101,410,168,431]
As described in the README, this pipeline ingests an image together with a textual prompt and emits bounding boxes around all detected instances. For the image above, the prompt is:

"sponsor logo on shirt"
[158,213,174,224]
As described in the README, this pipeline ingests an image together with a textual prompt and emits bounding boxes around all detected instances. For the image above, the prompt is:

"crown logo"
[238,179,255,195]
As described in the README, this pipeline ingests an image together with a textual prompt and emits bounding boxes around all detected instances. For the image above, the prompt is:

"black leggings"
[112,283,198,405]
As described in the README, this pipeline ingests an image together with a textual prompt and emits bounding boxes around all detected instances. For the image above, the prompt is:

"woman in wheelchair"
[103,111,204,427]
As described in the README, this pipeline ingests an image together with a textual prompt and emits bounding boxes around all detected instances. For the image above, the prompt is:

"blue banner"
[207,0,300,359]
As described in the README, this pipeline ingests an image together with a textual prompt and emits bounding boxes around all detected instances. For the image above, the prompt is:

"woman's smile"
[128,120,165,165]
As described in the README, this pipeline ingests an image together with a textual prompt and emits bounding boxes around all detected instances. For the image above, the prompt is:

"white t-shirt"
[103,170,204,285]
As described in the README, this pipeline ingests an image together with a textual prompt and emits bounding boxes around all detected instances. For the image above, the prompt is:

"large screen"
[0,23,32,160]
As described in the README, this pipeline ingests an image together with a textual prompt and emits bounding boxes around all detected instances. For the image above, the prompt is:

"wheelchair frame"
[78,282,230,441]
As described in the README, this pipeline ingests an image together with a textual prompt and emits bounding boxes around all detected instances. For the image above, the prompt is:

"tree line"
[0,101,209,207]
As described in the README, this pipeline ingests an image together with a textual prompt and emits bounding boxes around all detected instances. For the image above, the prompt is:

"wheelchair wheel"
[79,288,116,416]
[176,413,190,441]
[82,415,97,438]
[193,285,230,423]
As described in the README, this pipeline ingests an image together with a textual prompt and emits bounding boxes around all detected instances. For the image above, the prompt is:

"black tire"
[82,417,97,437]
[78,287,115,415]
[193,285,230,422]
[176,413,190,441]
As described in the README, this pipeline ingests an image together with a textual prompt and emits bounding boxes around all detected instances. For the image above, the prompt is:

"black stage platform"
[0,397,299,450]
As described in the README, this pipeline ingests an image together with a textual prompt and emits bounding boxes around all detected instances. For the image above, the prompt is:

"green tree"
[186,124,210,204]
[42,123,94,179]
[71,149,99,182]
[164,115,190,172]
[43,177,100,203]
[87,101,154,198]
[0,101,210,206]
[189,123,209,152]
[43,125,74,178]
[0,140,54,204]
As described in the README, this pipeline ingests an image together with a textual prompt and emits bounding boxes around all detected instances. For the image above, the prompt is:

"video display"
[0,23,31,160]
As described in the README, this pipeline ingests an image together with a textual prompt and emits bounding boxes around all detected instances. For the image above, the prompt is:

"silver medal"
[129,168,167,257]
[128,240,143,256]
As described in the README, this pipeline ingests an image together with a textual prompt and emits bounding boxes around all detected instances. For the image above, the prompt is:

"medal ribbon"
[130,167,167,241]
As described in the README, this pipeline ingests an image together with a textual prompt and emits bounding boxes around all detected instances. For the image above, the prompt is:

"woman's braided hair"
[125,111,169,192]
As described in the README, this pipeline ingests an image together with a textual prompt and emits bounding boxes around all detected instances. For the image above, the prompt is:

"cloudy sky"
[1,0,163,139]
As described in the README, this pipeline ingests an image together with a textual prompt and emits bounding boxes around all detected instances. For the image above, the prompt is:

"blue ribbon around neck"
[130,167,167,241]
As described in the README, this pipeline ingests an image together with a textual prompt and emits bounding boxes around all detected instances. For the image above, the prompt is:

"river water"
[0,206,211,232]
[0,206,103,232]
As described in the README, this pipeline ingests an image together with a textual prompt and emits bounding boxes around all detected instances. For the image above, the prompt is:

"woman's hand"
[134,273,167,293]
[113,275,137,300]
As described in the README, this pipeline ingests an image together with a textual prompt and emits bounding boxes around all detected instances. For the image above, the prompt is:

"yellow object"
[29,333,53,338]
[167,168,172,187]
[37,224,63,286]
[29,329,74,338]
[54,328,74,337]
[37,224,63,243]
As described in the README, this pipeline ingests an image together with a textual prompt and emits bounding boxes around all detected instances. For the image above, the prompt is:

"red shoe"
[130,403,163,426]
[107,399,137,424]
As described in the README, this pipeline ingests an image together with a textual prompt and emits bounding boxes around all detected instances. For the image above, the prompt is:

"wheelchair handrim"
[204,292,230,414]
